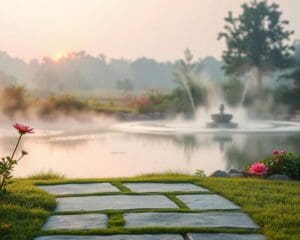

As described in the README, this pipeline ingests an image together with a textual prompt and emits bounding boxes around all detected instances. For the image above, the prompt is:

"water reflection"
[0,128,299,178]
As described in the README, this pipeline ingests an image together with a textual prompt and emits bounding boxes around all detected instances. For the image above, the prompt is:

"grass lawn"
[0,174,299,240]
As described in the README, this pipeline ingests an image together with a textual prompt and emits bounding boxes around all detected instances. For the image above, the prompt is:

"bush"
[0,85,28,118]
[246,149,300,179]
[137,83,207,115]
[36,95,88,118]
[261,150,300,179]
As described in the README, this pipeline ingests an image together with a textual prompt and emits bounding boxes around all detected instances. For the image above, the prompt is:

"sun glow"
[53,52,65,61]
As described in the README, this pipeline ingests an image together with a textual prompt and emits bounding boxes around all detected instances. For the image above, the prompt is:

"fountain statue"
[206,104,238,128]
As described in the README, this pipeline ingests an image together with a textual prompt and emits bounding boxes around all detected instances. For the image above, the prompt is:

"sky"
[0,0,299,62]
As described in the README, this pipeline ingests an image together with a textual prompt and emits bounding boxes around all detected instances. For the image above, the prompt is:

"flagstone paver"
[37,182,263,239]
[124,183,209,192]
[177,194,240,210]
[35,234,184,240]
[187,233,265,240]
[56,195,178,212]
[38,183,119,195]
[124,212,259,229]
[42,214,107,230]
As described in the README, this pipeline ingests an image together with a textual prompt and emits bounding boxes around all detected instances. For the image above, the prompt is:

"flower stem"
[11,134,23,160]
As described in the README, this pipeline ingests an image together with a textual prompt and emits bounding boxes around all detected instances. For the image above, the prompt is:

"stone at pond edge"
[229,173,244,178]
[210,170,229,177]
[267,174,290,180]
[228,169,243,174]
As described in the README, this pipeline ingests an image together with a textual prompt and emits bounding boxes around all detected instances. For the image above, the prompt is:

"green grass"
[0,180,56,240]
[197,178,300,240]
[1,174,299,240]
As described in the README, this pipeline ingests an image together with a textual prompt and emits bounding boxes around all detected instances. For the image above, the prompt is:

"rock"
[229,173,244,178]
[228,169,241,174]
[210,170,229,177]
[35,235,184,240]
[124,183,209,193]
[42,214,107,230]
[176,194,240,210]
[124,212,259,229]
[55,195,178,212]
[267,174,290,180]
[187,233,265,240]
[38,183,120,195]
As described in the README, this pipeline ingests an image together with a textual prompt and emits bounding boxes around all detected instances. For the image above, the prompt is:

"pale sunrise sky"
[0,0,299,62]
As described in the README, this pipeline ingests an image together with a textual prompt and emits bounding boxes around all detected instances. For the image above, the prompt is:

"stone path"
[36,182,265,240]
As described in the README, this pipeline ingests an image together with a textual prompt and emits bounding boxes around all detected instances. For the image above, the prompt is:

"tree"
[116,78,134,92]
[173,49,206,115]
[218,0,294,91]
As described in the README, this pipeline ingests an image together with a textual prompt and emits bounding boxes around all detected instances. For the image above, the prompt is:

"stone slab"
[38,183,119,195]
[42,214,107,230]
[125,183,209,192]
[34,235,184,240]
[177,194,240,210]
[187,233,265,240]
[124,212,259,229]
[56,195,178,212]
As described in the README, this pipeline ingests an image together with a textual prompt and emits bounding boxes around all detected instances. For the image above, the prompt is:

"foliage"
[261,150,300,179]
[200,177,300,240]
[27,170,65,180]
[0,181,56,239]
[218,0,294,88]
[222,77,254,107]
[36,95,91,119]
[138,83,207,115]
[0,85,28,118]
[194,169,206,178]
[170,48,207,115]
[245,149,300,179]
[116,78,134,92]
[0,156,18,195]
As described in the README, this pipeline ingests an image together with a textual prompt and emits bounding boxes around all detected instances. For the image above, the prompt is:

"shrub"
[246,149,300,180]
[0,85,28,118]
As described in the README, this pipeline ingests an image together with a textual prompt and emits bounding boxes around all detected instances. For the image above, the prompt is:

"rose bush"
[246,149,300,179]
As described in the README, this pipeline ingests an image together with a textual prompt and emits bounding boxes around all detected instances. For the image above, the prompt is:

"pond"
[1,119,300,178]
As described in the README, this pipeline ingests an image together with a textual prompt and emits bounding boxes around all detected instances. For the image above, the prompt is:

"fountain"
[207,104,238,128]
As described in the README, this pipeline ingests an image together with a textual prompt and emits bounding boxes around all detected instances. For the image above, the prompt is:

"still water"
[1,120,300,178]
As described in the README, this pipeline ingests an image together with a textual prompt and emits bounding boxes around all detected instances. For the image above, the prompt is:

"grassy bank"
[0,174,299,240]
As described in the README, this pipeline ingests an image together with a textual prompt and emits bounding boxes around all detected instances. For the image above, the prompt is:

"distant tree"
[98,53,107,63]
[0,85,28,118]
[173,48,201,85]
[116,78,134,92]
[173,49,206,115]
[218,0,294,92]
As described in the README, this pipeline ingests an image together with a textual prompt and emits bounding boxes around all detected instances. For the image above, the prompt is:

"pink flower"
[273,149,279,156]
[249,163,268,176]
[13,123,34,134]
[280,149,286,155]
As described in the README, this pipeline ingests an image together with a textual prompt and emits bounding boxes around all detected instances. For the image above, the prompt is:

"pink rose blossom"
[249,162,268,176]
[273,149,279,156]
[280,149,286,155]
